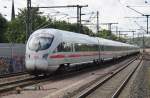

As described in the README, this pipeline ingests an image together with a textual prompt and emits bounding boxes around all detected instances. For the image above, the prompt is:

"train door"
[97,38,101,61]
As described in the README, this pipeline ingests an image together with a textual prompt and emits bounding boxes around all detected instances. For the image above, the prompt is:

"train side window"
[103,45,111,51]
[88,44,99,51]
[75,43,99,52]
[103,45,106,51]
[57,42,72,52]
[75,43,88,52]
[74,43,80,52]
[114,46,117,51]
[104,45,107,51]
[94,45,99,51]
[101,45,104,51]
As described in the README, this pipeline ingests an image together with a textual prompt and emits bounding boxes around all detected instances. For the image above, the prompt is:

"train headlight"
[25,54,30,59]
[42,54,48,59]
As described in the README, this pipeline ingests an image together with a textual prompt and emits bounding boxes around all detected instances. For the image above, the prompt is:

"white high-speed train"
[25,28,140,75]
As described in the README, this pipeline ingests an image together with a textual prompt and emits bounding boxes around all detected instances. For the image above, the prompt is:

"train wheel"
[64,64,70,71]
[59,64,71,72]
[93,60,99,65]
[43,73,50,77]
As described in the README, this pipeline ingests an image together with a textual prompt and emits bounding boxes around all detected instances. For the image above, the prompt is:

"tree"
[0,14,8,42]
[46,21,94,36]
[96,29,126,42]
[6,8,94,43]
[6,19,26,43]
[96,30,111,39]
[6,8,47,43]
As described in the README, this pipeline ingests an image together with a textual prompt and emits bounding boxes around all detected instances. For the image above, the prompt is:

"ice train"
[25,28,140,74]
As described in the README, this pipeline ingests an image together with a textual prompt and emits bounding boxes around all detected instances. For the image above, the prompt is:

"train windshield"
[28,36,53,51]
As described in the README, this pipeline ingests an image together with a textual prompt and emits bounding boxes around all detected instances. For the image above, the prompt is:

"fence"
[0,43,25,74]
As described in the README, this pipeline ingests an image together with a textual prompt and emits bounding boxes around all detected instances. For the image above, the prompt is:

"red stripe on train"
[49,52,99,59]
[68,54,81,57]
[49,54,65,58]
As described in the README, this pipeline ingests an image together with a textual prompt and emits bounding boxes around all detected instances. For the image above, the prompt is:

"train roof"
[31,28,139,48]
[97,37,137,47]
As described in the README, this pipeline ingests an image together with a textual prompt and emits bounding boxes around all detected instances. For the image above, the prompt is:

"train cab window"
[57,42,72,52]
[28,36,53,51]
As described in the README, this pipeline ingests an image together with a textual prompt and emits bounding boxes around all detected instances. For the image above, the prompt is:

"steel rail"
[0,72,28,78]
[111,57,142,98]
[77,55,139,98]
[0,55,139,95]
[0,76,36,93]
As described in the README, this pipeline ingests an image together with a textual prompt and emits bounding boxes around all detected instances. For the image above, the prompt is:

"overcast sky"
[0,0,150,37]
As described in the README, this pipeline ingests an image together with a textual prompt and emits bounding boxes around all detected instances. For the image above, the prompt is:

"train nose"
[25,59,49,73]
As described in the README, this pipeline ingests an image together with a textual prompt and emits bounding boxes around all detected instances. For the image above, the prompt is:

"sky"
[0,0,150,37]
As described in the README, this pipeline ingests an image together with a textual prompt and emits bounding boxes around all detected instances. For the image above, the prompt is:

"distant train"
[25,28,140,75]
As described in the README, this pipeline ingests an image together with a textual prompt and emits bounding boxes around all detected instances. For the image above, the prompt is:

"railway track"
[0,72,30,85]
[73,55,142,98]
[0,55,139,97]
[0,72,28,78]
[142,52,150,60]
[111,58,142,98]
[0,75,36,93]
[0,75,55,95]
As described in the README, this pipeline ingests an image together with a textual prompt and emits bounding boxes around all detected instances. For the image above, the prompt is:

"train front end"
[25,29,59,75]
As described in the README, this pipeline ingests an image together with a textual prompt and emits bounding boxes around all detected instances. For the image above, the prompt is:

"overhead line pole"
[145,15,149,34]
[126,6,144,15]
[79,6,82,33]
[32,5,88,33]
[96,11,99,33]
[132,31,135,43]
[111,30,135,42]
[77,5,80,33]
[27,0,32,41]
[32,5,88,8]
[126,6,150,51]
[100,23,118,33]
[126,6,150,34]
